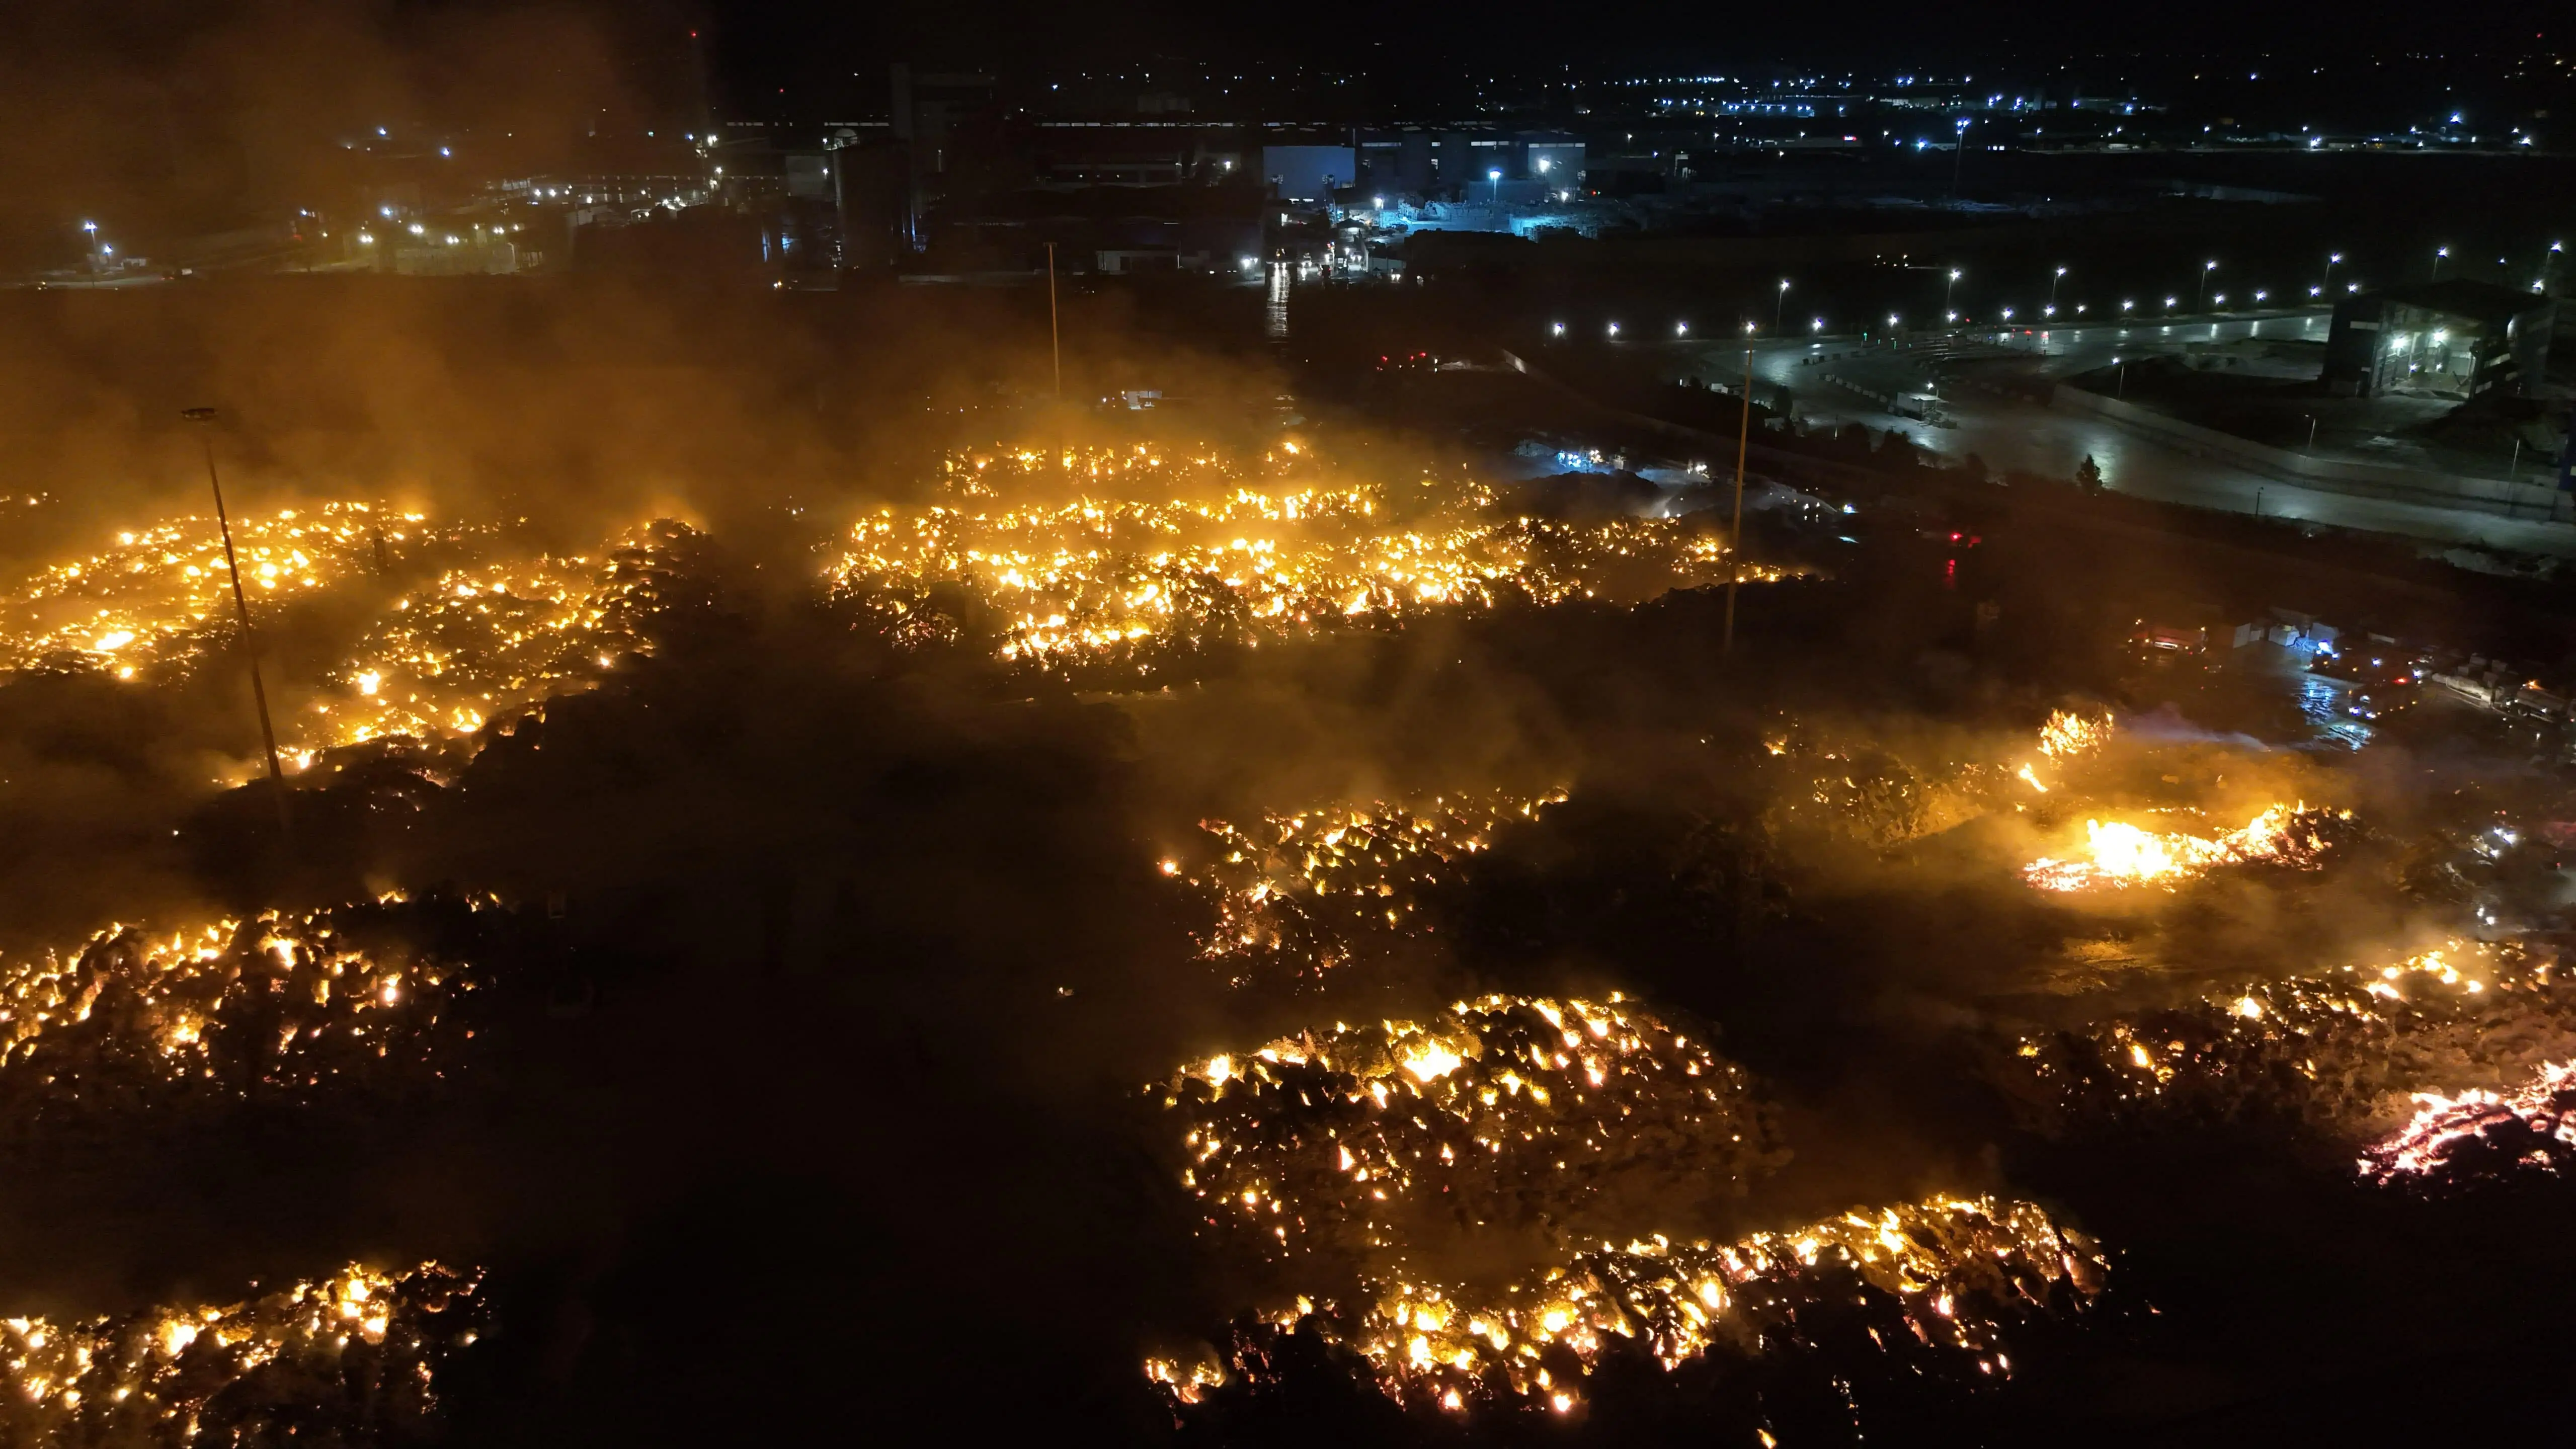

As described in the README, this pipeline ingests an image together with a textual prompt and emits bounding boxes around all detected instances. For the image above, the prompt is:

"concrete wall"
[2050,384,2567,520]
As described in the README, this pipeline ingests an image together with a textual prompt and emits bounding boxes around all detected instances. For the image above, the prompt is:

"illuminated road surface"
[1688,320,2576,558]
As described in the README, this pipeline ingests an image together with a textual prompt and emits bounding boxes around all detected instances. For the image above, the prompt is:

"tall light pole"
[1045,242,1062,398]
[1773,278,1790,334]
[2431,244,2449,281]
[1724,321,1753,656]
[2197,260,2217,312]
[1950,116,1971,195]
[1946,268,1961,319]
[2049,265,2067,311]
[1488,168,1502,205]
[180,408,289,836]
[2322,251,2343,295]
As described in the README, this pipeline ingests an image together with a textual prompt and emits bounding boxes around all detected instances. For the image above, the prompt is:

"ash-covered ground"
[9,287,2576,1449]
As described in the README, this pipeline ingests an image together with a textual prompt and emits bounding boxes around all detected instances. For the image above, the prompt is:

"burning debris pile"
[2362,1059,2576,1184]
[1163,995,1781,1268]
[2022,804,2347,893]
[1149,997,2102,1415]
[829,446,1784,676]
[0,509,714,755]
[0,1261,481,1445]
[0,503,481,679]
[2013,708,2113,795]
[1151,1195,2104,1417]
[1166,787,1569,983]
[312,519,712,747]
[2015,944,2576,1149]
[0,895,496,1122]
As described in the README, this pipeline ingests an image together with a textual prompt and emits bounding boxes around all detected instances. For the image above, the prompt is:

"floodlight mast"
[1723,323,1754,656]
[180,408,289,836]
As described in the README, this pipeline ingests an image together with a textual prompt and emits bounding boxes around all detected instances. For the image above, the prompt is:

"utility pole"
[1724,324,1753,655]
[181,409,289,837]
[1045,242,1062,398]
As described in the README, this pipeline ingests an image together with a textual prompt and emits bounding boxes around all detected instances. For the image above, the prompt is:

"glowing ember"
[2022,804,2341,891]
[830,446,1786,674]
[0,1262,480,1442]
[1170,787,1569,979]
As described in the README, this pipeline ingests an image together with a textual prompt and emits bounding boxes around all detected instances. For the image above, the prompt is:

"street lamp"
[2049,265,2067,310]
[1950,116,1971,194]
[1607,321,1620,338]
[2164,295,2179,314]
[1488,168,1502,204]
[1774,278,1790,334]
[2121,299,2135,312]
[2197,260,2217,312]
[1811,317,1823,333]
[2000,307,2015,320]
[2431,245,2449,280]
[1551,321,1565,337]
[2322,251,2343,294]
[1676,321,1689,337]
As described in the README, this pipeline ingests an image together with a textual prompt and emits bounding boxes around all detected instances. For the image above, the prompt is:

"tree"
[2075,454,2104,493]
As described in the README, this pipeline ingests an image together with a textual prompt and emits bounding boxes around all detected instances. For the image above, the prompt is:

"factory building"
[2325,280,2555,400]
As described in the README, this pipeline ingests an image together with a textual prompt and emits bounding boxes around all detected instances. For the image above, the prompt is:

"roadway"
[1669,315,2576,559]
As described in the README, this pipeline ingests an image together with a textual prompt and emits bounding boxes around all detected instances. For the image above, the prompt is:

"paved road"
[1672,322,2576,559]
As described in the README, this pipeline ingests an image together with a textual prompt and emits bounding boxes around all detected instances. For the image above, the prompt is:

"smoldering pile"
[2009,942,2576,1180]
